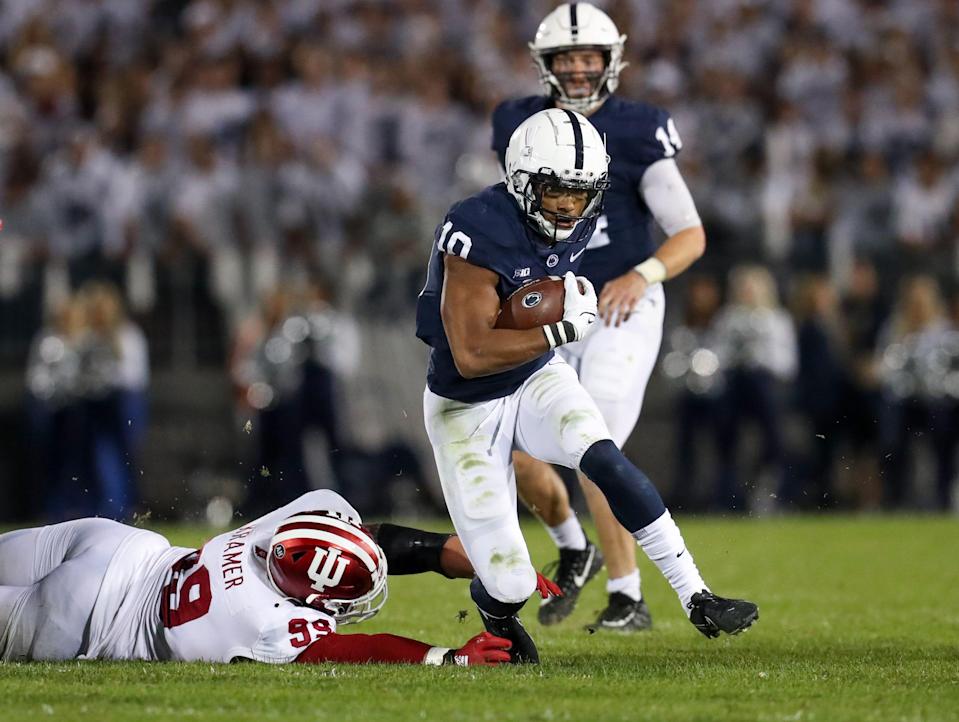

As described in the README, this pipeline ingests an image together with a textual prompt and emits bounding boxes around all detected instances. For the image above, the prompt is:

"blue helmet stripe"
[561,109,584,169]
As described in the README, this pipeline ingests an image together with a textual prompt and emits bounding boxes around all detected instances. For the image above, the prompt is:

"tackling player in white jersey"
[0,490,513,666]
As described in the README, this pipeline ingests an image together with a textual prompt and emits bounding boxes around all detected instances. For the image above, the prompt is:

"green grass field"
[1,515,958,722]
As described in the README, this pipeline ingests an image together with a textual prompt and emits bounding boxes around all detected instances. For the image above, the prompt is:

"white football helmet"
[529,3,627,114]
[505,108,609,243]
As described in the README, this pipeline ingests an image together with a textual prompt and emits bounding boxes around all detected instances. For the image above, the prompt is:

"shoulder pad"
[439,186,520,275]
[605,98,681,166]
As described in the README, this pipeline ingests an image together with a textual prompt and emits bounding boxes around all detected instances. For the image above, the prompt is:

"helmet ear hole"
[291,551,307,562]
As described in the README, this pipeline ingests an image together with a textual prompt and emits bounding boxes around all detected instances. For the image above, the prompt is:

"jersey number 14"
[654,119,683,157]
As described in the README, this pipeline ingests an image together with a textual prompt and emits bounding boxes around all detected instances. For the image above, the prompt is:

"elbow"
[451,348,484,380]
[690,226,707,260]
[453,351,476,379]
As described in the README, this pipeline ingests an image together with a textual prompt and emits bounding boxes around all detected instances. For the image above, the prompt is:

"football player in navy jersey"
[416,107,756,664]
[491,2,710,632]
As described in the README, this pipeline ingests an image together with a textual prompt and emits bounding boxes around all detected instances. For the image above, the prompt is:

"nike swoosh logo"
[676,548,686,558]
[572,546,595,587]
[600,610,636,628]
[570,247,586,262]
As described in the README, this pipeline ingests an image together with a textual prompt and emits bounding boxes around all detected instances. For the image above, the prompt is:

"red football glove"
[445,632,512,666]
[536,571,563,599]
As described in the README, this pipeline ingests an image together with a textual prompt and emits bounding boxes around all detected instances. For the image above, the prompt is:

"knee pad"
[489,563,537,605]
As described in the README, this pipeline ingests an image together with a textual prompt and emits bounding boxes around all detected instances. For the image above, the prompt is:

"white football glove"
[542,272,598,348]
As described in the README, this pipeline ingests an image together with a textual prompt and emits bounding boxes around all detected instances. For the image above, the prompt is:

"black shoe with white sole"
[589,592,653,632]
[537,541,604,626]
[687,590,759,638]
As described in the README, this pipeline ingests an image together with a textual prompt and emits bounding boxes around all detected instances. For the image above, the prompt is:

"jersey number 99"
[160,551,213,629]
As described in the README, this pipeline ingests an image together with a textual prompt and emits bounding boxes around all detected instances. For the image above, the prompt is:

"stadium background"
[1,0,958,524]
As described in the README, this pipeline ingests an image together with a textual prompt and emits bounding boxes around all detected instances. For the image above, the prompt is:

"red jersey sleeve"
[294,633,433,665]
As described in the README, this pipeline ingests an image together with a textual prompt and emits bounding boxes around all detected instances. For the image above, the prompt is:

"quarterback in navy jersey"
[492,3,710,632]
[417,108,757,663]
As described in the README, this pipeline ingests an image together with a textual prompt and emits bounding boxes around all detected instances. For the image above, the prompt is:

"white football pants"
[424,357,612,604]
[557,283,665,447]
[0,519,133,661]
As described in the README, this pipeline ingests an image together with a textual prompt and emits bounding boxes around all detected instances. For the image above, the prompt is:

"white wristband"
[634,256,667,284]
[424,647,451,666]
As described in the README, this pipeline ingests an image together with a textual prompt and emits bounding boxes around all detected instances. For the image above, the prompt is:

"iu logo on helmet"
[307,547,350,592]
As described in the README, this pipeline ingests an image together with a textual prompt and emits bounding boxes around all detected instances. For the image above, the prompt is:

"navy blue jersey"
[416,183,597,403]
[492,95,680,294]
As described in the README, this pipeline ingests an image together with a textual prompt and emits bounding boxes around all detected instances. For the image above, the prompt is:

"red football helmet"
[266,510,388,624]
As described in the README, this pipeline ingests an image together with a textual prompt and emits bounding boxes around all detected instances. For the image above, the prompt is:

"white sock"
[633,510,708,614]
[546,513,587,551]
[606,569,641,602]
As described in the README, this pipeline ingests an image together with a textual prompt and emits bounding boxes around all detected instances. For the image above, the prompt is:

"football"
[495,277,565,330]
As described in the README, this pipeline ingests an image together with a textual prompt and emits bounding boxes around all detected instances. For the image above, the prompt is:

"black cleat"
[687,590,759,638]
[538,541,604,626]
[588,592,653,632]
[477,608,540,664]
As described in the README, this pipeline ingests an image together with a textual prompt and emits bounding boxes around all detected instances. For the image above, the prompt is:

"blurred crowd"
[24,281,148,519]
[1,0,958,518]
[228,280,433,519]
[664,263,959,512]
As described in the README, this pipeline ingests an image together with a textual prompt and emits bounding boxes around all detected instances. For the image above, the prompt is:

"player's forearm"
[439,535,474,578]
[294,633,435,665]
[638,225,705,283]
[366,523,474,578]
[449,327,549,379]
[442,255,552,378]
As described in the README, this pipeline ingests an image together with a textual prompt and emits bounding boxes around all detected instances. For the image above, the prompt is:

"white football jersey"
[83,490,357,663]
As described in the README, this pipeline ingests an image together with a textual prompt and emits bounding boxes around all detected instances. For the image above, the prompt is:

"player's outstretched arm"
[293,631,511,666]
[598,223,704,326]
[599,158,705,326]
[639,158,705,279]
[367,523,560,600]
[367,523,474,579]
[441,255,552,378]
